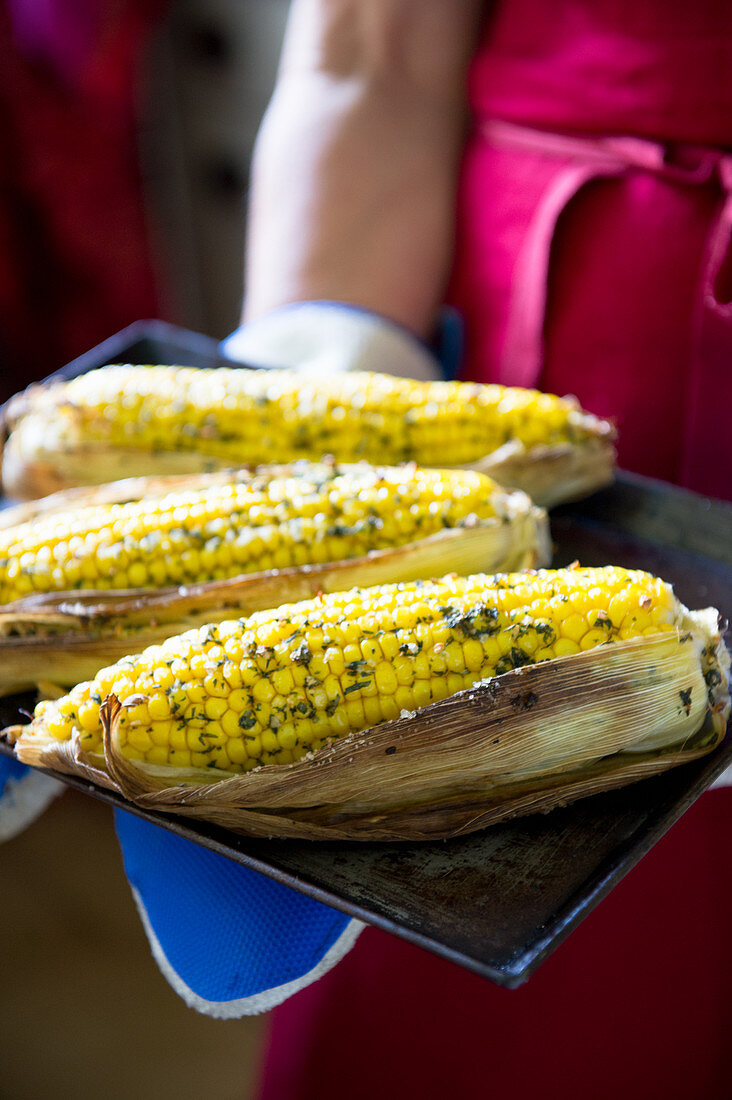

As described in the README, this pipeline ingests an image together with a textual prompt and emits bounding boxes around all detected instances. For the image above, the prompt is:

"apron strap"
[481,121,726,415]
[497,159,624,388]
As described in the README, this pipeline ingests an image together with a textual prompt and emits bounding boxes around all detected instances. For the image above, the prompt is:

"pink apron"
[258,4,732,1096]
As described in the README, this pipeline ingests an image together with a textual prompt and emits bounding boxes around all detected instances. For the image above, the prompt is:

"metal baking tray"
[1,321,730,988]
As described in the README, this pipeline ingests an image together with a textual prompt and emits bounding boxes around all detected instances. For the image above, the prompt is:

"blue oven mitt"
[0,753,361,1018]
[114,810,363,1017]
[0,750,361,1014]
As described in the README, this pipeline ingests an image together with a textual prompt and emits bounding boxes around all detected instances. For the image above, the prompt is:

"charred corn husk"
[0,462,548,693]
[1,365,615,505]
[9,566,728,841]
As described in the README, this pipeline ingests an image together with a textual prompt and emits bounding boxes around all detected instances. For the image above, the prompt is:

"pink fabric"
[259,793,732,1100]
[447,0,732,498]
[469,0,732,147]
[8,0,156,111]
[0,2,165,402]
[683,161,732,492]
[448,119,731,493]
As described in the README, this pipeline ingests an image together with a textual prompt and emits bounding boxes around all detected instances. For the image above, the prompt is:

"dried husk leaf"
[0,482,549,694]
[1,385,615,506]
[468,419,615,508]
[8,609,728,841]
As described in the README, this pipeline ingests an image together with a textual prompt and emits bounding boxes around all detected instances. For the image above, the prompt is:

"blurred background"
[1,3,290,1096]
[0,0,289,402]
[141,0,289,338]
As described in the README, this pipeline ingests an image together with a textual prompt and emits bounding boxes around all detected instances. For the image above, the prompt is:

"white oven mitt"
[220,299,445,379]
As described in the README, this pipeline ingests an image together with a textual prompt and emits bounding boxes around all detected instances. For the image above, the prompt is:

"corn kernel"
[204,696,228,721]
[170,723,188,751]
[76,701,100,732]
[227,738,249,764]
[374,662,398,694]
[261,730,279,753]
[127,727,153,752]
[245,735,263,760]
[146,747,170,767]
[147,693,171,720]
[277,724,297,750]
[221,709,242,737]
[168,749,192,768]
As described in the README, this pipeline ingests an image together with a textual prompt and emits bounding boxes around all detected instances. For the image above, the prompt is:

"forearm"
[243,0,484,338]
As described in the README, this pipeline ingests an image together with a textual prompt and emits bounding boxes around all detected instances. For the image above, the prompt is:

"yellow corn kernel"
[408,681,429,709]
[127,727,153,753]
[277,724,297,751]
[226,738,248,764]
[147,693,171,721]
[169,724,188,751]
[261,730,279,753]
[203,674,229,699]
[220,709,242,738]
[76,700,100,732]
[146,747,170,767]
[374,662,398,695]
[559,613,587,645]
[169,749,192,768]
[204,696,227,721]
[580,627,612,650]
[380,695,400,722]
[149,720,174,747]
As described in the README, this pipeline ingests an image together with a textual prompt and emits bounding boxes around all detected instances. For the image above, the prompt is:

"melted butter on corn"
[36,567,678,771]
[49,364,590,466]
[0,464,498,601]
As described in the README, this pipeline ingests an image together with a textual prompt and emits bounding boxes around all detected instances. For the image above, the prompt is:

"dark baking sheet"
[1,322,730,988]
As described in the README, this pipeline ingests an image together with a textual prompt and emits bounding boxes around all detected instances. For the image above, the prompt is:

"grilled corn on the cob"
[31,566,681,763]
[10,566,728,840]
[1,365,615,505]
[0,463,521,600]
[0,462,548,693]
